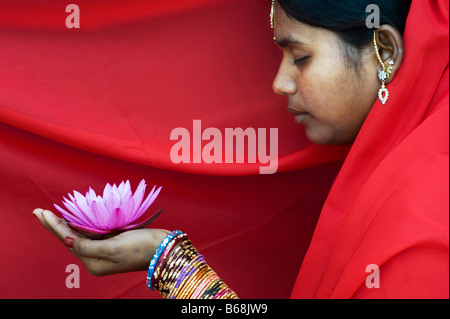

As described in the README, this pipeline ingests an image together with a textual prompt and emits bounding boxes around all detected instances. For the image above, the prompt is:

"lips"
[287,106,310,124]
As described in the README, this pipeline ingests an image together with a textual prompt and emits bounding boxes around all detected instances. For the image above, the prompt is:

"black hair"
[277,0,412,66]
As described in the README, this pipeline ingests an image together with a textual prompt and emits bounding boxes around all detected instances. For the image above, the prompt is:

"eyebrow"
[274,35,306,47]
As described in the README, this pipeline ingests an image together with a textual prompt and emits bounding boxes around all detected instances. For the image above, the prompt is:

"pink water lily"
[54,179,162,239]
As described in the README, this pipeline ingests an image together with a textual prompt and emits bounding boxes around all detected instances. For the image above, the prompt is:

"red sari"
[291,0,449,298]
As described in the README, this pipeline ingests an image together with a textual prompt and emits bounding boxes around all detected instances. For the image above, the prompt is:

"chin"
[305,129,332,145]
[305,127,355,145]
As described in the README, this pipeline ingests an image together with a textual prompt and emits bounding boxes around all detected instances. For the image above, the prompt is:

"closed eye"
[294,56,309,65]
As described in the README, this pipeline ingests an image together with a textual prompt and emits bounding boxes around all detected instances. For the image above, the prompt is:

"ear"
[374,24,405,84]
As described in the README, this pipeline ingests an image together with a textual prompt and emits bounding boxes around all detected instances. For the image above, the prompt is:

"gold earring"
[374,31,394,105]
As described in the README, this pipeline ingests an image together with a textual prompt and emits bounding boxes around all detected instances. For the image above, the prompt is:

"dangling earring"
[373,31,394,105]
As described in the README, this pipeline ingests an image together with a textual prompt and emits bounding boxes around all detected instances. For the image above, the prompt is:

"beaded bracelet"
[146,230,183,290]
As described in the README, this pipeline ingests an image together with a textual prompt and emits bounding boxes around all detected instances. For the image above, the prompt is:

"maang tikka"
[270,0,275,29]
[374,31,394,104]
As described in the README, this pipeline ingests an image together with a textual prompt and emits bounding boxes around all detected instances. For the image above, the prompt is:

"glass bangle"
[146,230,183,290]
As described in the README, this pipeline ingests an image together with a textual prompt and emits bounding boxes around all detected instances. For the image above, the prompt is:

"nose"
[272,60,297,96]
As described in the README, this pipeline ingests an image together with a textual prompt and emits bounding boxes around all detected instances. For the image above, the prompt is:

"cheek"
[298,68,347,122]
[297,65,371,144]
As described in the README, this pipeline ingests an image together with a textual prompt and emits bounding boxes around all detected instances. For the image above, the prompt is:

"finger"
[33,208,60,237]
[34,209,118,274]
[39,209,120,261]
[71,236,119,261]
[40,209,81,242]
[68,237,126,276]
[33,208,51,231]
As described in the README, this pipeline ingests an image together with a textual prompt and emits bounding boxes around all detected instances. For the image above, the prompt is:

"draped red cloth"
[0,0,348,298]
[291,0,449,299]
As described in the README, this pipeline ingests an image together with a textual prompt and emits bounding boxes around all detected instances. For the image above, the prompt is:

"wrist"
[135,229,170,272]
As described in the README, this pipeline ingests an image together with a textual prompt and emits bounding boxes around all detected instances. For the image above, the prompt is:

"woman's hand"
[33,208,169,276]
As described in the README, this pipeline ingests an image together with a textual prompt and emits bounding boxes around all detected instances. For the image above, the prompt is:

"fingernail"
[64,236,75,248]
[32,209,43,217]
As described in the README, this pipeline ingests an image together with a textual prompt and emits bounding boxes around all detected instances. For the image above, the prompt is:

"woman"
[34,0,449,298]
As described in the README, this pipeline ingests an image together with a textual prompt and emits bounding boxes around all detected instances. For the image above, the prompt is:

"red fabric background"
[0,0,347,298]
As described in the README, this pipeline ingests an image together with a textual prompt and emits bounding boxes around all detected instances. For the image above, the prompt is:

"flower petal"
[73,190,87,206]
[85,187,97,207]
[102,183,113,203]
[106,208,126,230]
[62,198,93,227]
[62,196,83,215]
[53,203,83,225]
[130,184,154,221]
[67,222,112,240]
[91,200,109,230]
[121,180,132,201]
[120,193,135,223]
[68,192,76,202]
[73,198,96,228]
[71,190,96,226]
[105,191,121,212]
[131,179,146,216]
[122,208,163,231]
[118,181,126,194]
[112,184,121,201]
[133,186,162,221]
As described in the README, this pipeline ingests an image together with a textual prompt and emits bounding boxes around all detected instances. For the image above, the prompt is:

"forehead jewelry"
[374,31,394,105]
[270,0,275,29]
[270,0,277,42]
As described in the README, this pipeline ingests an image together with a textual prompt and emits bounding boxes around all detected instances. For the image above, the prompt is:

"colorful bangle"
[152,233,187,289]
[149,232,239,299]
[160,242,197,297]
[175,259,208,299]
[191,268,215,299]
[175,254,205,289]
[146,230,183,290]
[164,243,199,297]
[201,279,224,299]
[168,254,205,298]
[214,287,231,299]
[159,240,195,295]
[158,240,187,285]
[185,266,212,299]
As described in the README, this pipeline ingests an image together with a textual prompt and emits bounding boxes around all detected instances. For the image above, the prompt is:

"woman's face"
[272,3,379,145]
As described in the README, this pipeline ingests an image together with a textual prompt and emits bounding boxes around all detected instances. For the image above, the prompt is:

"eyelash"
[294,56,309,66]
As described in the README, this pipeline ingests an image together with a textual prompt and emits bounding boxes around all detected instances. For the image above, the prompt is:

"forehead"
[273,3,322,44]
[273,2,343,51]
